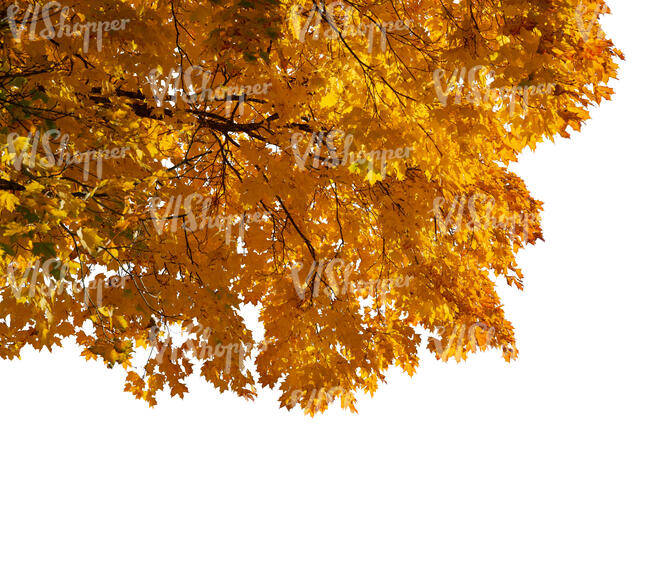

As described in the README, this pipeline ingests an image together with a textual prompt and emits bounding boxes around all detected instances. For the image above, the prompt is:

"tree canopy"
[0,0,621,413]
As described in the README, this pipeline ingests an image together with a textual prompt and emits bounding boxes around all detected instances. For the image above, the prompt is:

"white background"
[1,2,649,585]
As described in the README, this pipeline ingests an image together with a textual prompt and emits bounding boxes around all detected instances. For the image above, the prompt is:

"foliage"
[0,0,621,413]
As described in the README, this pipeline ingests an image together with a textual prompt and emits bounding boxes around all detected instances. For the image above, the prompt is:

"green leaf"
[32,242,57,259]
[0,243,16,257]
